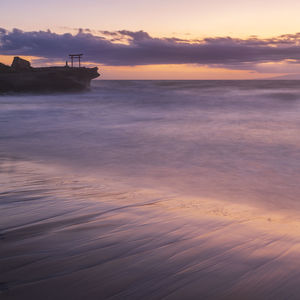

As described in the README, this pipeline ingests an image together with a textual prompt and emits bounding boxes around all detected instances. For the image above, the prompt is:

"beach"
[1,80,300,299]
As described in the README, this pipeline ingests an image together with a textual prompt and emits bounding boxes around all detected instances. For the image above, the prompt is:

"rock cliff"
[0,57,100,92]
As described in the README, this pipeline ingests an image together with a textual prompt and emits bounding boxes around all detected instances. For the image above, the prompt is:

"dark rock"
[0,57,100,93]
[0,63,11,72]
[11,56,32,71]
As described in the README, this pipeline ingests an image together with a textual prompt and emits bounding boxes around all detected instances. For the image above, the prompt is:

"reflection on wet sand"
[1,80,300,299]
[2,158,300,300]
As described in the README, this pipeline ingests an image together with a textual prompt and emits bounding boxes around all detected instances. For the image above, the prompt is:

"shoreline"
[2,158,300,299]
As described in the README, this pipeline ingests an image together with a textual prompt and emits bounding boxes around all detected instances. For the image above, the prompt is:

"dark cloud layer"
[1,28,300,68]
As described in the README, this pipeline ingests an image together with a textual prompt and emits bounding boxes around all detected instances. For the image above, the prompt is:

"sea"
[1,80,300,299]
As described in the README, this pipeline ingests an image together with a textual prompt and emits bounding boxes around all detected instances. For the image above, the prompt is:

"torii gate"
[69,54,83,68]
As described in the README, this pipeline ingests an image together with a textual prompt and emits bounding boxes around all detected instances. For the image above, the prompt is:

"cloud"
[1,28,300,70]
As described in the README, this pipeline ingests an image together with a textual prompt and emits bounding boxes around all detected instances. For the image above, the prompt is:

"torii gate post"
[69,54,83,68]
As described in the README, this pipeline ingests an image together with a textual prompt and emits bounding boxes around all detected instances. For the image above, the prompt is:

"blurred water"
[1,80,300,212]
[1,80,300,299]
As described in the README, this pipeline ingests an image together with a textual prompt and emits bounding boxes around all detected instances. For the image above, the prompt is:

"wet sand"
[2,158,300,300]
[1,80,300,299]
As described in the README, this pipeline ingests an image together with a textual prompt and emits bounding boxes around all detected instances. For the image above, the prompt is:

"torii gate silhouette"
[69,54,83,68]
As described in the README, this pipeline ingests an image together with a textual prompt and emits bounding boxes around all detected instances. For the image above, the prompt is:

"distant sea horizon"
[96,76,300,80]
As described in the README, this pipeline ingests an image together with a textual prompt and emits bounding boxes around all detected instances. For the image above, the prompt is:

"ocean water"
[1,80,300,299]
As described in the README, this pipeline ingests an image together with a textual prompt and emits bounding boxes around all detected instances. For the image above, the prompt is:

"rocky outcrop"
[0,57,100,93]
[0,62,11,72]
[11,57,32,71]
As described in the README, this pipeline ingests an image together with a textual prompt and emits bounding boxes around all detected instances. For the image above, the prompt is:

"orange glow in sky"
[100,64,283,80]
[2,0,300,78]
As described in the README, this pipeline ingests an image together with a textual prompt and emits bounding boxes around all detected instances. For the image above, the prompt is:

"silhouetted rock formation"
[0,57,100,93]
[0,63,11,72]
[11,57,32,71]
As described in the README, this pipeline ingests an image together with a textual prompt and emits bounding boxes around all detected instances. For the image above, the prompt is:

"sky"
[1,0,300,79]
